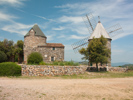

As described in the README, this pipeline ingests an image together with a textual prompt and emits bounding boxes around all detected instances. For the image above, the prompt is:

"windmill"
[71,13,123,67]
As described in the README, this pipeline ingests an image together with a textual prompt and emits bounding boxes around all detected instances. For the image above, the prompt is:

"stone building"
[88,21,112,67]
[24,24,64,63]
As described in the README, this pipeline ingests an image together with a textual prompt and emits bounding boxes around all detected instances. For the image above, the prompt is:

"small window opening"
[53,47,55,50]
[51,57,54,61]
[90,62,92,66]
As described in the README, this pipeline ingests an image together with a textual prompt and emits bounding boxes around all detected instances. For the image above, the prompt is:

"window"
[53,47,55,50]
[51,57,54,61]
[90,62,92,66]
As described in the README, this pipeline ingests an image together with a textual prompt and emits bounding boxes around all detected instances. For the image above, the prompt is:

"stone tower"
[88,21,112,67]
[24,24,64,63]
[24,24,47,48]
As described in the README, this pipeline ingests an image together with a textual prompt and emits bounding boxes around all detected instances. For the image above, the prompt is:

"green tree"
[79,48,89,65]
[79,35,111,71]
[0,39,24,63]
[15,40,24,63]
[2,39,15,62]
[0,51,7,63]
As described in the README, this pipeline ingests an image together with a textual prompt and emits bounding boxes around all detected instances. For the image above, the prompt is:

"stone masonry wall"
[108,67,128,72]
[21,65,128,76]
[24,46,64,63]
[21,65,87,76]
[38,47,64,62]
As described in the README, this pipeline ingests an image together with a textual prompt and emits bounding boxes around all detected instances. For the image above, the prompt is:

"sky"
[0,0,133,64]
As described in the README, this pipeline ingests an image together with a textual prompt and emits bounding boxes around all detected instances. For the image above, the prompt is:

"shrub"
[0,62,21,76]
[59,62,64,66]
[39,61,47,65]
[53,61,59,65]
[27,52,43,64]
[64,61,79,66]
[128,66,133,70]
[0,51,7,63]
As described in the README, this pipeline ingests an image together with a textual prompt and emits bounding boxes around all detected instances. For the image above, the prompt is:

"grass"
[39,60,79,66]
[6,70,133,79]
[60,71,133,79]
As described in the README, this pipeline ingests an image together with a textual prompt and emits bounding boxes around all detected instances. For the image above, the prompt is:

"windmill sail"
[71,37,89,53]
[82,13,97,34]
[72,13,97,53]
[106,24,123,37]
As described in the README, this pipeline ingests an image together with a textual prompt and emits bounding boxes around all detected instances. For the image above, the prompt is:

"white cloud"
[0,11,17,21]
[59,16,83,23]
[64,44,83,61]
[0,9,33,36]
[58,34,66,38]
[112,49,124,54]
[69,35,86,39]
[52,26,65,31]
[46,34,56,41]
[112,32,133,41]
[2,22,33,35]
[0,0,24,7]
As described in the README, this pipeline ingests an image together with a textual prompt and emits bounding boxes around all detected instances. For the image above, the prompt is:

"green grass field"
[8,70,133,79]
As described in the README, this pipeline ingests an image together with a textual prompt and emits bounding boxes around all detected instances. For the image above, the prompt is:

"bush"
[0,51,7,63]
[59,62,64,66]
[0,62,21,76]
[27,52,43,64]
[64,61,79,66]
[53,61,59,65]
[128,66,133,70]
[39,61,47,65]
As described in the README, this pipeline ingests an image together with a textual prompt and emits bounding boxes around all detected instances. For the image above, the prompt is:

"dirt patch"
[0,77,133,100]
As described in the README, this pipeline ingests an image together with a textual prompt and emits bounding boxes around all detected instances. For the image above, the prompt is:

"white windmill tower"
[72,13,123,67]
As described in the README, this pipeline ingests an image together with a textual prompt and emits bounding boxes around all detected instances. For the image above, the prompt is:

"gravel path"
[0,77,133,100]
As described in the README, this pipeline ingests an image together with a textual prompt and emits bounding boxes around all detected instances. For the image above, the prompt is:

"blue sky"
[0,0,133,63]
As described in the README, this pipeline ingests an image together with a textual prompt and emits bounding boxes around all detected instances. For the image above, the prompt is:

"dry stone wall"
[108,67,128,72]
[21,65,87,76]
[21,65,128,76]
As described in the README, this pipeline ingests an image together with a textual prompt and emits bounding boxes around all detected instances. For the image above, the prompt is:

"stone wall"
[38,47,64,62]
[108,67,128,72]
[24,46,64,63]
[21,65,128,76]
[21,65,87,76]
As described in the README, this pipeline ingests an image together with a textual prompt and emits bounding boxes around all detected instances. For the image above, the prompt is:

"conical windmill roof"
[25,24,47,38]
[89,21,111,40]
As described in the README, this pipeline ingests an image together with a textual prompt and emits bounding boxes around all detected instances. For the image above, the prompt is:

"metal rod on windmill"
[86,14,94,31]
